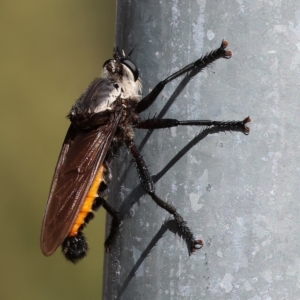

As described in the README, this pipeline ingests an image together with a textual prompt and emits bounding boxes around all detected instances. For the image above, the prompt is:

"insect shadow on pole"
[113,42,250,297]
[116,219,175,299]
[40,39,250,264]
[117,41,240,187]
[113,40,250,251]
[115,125,247,281]
[118,123,247,221]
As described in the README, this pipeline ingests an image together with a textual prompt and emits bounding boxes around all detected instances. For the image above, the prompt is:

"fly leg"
[136,116,251,134]
[93,197,121,252]
[135,40,231,113]
[103,201,121,252]
[127,140,203,254]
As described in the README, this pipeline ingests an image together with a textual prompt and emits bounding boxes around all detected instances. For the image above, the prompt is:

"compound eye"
[120,58,139,81]
[103,59,113,68]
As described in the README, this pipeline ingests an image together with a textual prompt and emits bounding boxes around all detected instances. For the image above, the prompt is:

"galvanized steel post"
[103,1,300,299]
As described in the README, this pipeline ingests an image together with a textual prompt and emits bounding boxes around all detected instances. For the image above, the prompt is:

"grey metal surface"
[103,1,300,299]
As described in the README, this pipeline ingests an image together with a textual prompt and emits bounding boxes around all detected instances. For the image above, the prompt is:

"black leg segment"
[99,198,121,252]
[127,141,203,254]
[136,116,251,134]
[135,40,231,114]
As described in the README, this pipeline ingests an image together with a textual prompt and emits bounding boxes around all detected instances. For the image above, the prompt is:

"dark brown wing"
[40,111,122,256]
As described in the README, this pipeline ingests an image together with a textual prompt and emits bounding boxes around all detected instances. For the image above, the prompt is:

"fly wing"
[40,110,122,256]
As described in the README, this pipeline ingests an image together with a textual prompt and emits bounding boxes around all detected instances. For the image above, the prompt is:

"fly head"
[102,47,140,83]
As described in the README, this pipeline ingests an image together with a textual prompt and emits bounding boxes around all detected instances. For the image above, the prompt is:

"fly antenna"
[128,44,137,57]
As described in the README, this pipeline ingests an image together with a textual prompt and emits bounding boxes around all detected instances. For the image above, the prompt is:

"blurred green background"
[0,1,115,299]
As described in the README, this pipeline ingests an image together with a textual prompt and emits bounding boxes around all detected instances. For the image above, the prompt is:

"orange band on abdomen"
[69,165,105,236]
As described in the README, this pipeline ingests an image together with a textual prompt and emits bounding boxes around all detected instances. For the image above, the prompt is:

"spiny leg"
[127,140,203,254]
[135,40,231,113]
[103,201,121,252]
[136,116,251,134]
[93,196,121,252]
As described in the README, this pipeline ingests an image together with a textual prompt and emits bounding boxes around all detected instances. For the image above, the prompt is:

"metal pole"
[103,0,300,299]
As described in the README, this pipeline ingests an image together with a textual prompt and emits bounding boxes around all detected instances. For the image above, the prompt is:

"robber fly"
[40,40,250,263]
